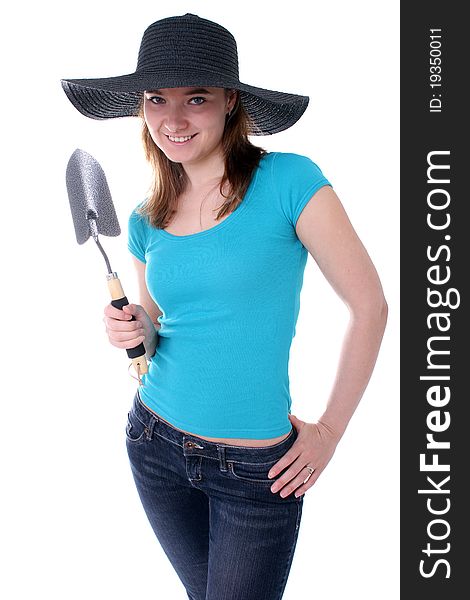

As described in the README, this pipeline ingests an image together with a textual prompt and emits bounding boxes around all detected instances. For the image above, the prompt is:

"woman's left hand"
[268,413,340,498]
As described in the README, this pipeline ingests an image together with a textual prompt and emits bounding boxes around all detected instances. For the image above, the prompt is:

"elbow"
[379,296,389,331]
[349,292,389,327]
[376,293,388,321]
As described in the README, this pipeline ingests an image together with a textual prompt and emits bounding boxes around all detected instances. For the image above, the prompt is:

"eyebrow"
[146,88,214,95]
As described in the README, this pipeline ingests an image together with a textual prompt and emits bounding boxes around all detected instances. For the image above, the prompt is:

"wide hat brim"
[60,70,309,136]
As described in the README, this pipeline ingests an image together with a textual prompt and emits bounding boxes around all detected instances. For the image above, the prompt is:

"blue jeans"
[125,390,304,600]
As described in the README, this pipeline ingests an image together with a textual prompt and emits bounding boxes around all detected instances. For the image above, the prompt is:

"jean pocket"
[227,458,279,484]
[125,409,147,444]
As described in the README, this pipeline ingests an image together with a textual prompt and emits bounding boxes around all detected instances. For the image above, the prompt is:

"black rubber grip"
[111,296,146,359]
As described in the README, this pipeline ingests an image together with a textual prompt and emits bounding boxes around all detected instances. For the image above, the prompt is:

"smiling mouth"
[165,133,197,143]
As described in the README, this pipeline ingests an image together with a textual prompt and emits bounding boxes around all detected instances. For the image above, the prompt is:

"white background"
[1,1,399,598]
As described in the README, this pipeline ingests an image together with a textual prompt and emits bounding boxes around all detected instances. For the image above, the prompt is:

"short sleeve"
[271,152,332,228]
[127,204,148,263]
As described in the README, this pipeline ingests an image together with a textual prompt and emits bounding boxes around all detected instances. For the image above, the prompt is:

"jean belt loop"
[217,445,228,472]
[145,415,157,441]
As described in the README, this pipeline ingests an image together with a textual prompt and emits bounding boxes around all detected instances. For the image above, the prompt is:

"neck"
[182,148,225,190]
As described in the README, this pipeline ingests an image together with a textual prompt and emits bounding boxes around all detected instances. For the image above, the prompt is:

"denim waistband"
[131,389,297,462]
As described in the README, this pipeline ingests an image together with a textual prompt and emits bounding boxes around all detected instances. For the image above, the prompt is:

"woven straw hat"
[60,13,309,136]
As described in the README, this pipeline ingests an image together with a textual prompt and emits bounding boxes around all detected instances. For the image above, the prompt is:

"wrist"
[316,417,346,443]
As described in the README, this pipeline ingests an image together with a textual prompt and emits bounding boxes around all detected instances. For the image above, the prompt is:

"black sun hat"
[60,13,309,136]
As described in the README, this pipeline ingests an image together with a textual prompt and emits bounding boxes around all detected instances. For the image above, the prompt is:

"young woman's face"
[143,86,236,167]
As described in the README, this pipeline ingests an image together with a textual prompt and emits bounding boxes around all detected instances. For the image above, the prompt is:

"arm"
[295,185,388,439]
[268,185,388,498]
[131,255,163,360]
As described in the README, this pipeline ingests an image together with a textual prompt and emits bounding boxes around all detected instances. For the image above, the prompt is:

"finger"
[294,470,322,498]
[110,333,146,348]
[109,327,145,343]
[267,447,301,480]
[288,413,303,427]
[116,327,145,339]
[269,456,305,493]
[104,314,143,331]
[123,303,140,317]
[277,467,320,498]
[117,305,134,319]
[104,304,133,321]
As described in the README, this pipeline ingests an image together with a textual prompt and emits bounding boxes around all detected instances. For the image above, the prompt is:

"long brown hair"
[136,89,267,229]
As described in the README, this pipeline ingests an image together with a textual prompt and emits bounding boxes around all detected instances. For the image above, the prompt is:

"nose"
[164,104,188,133]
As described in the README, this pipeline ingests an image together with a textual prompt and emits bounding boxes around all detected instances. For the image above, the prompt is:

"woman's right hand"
[103,302,151,350]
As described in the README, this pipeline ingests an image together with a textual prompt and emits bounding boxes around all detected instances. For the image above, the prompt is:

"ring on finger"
[303,465,315,484]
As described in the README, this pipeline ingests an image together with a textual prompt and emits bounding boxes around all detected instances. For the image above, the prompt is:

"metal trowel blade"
[66,148,121,245]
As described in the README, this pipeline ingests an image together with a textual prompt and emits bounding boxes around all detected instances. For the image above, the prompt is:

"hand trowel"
[65,148,148,383]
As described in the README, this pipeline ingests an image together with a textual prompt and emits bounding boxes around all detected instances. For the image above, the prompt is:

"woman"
[61,13,388,600]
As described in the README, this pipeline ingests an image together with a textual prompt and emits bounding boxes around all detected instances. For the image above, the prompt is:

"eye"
[189,97,206,105]
[146,96,164,104]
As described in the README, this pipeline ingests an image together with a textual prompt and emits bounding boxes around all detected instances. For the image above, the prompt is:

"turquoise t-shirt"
[127,152,332,438]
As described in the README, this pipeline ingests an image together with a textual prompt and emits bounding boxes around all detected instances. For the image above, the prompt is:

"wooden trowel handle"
[107,273,148,377]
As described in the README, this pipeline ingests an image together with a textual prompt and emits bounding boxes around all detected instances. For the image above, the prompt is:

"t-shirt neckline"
[156,154,266,242]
